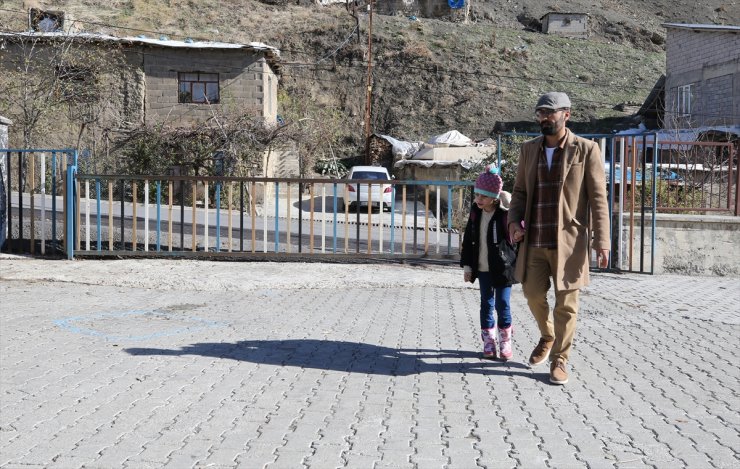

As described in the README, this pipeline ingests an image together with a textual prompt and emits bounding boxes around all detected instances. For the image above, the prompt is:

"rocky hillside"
[1,0,737,159]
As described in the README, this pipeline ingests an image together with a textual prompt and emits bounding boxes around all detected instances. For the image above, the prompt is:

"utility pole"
[363,0,374,164]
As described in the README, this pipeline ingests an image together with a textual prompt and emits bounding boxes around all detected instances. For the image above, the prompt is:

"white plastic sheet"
[379,135,423,159]
[426,130,473,146]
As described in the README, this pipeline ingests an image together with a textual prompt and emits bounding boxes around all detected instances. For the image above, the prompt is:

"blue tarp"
[605,162,684,185]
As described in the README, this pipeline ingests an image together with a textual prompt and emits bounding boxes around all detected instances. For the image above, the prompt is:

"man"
[508,92,610,385]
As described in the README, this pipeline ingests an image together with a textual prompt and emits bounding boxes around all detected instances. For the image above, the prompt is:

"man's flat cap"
[535,92,571,110]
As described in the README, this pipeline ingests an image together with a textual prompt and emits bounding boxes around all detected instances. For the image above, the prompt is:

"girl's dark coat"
[460,204,519,287]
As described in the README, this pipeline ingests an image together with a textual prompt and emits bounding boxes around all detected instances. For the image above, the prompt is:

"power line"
[316,24,359,64]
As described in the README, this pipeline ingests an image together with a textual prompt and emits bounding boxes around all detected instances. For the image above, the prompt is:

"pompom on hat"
[474,166,503,199]
[498,190,511,211]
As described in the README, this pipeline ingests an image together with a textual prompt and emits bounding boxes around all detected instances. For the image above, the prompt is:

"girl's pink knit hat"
[474,166,503,199]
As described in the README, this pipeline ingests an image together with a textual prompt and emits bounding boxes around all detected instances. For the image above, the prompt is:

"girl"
[460,166,518,360]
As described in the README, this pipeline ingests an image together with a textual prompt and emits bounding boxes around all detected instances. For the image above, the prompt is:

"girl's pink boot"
[498,326,513,360]
[481,328,497,359]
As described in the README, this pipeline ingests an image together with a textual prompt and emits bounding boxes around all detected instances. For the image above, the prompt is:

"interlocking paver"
[1,258,738,468]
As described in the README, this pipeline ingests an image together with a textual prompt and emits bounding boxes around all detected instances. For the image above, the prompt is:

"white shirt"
[545,146,557,170]
[477,209,495,272]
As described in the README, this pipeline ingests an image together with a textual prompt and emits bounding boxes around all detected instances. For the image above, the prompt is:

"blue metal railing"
[12,132,726,273]
[1,148,77,257]
[67,175,474,261]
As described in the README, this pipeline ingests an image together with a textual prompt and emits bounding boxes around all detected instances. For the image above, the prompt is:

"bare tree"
[0,32,127,150]
[118,111,301,177]
[278,88,352,178]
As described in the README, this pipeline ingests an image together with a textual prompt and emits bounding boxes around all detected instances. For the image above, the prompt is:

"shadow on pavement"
[292,197,388,214]
[125,339,540,378]
[293,196,340,213]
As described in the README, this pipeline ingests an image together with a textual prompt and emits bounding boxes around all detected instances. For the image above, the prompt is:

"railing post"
[17,151,23,250]
[51,152,57,249]
[4,151,11,252]
[65,159,77,259]
[734,144,740,216]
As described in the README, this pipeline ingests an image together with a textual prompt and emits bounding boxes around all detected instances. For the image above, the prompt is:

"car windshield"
[351,171,387,180]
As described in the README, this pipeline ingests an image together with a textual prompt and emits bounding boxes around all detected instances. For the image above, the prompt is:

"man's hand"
[508,222,525,243]
[596,249,610,268]
[463,271,473,283]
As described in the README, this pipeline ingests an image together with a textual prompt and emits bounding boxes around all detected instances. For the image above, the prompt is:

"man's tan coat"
[508,129,610,290]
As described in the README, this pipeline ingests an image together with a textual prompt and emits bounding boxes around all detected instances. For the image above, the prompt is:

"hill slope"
[1,0,737,159]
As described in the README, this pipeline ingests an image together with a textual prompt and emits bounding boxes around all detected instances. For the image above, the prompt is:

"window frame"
[676,84,692,117]
[178,72,220,104]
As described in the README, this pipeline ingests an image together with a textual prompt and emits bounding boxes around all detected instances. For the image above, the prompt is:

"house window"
[178,72,219,104]
[676,84,692,116]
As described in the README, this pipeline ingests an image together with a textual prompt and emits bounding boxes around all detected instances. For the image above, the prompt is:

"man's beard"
[540,122,557,135]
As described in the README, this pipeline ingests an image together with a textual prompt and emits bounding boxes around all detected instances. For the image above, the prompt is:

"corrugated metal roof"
[616,125,740,139]
[662,23,740,32]
[0,31,281,70]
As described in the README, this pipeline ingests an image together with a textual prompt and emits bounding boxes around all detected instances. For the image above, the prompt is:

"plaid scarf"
[529,145,563,248]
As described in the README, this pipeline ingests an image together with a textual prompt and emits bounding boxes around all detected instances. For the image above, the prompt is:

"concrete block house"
[540,12,589,38]
[663,23,740,129]
[136,36,280,127]
[0,31,280,136]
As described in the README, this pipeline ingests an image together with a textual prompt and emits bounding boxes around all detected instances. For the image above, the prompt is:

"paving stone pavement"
[1,256,739,469]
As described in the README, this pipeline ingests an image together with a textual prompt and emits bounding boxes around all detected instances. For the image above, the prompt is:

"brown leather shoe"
[549,358,569,385]
[528,338,554,366]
